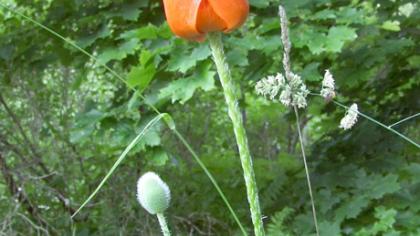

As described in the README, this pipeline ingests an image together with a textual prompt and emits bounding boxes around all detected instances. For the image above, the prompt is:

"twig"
[17,213,50,236]
[0,93,49,173]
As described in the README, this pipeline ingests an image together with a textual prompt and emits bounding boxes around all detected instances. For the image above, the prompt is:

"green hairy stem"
[208,32,265,236]
[156,213,171,236]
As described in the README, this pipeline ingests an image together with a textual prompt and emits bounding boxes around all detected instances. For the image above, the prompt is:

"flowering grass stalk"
[208,32,264,236]
[278,6,320,236]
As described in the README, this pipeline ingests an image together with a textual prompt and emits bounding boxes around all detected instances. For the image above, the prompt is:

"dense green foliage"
[0,0,419,235]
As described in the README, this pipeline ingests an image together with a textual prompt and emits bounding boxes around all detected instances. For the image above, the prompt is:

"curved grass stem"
[208,32,264,236]
[71,114,166,218]
[0,3,247,233]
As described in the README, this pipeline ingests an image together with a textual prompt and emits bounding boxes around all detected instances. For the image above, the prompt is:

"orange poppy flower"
[162,0,249,41]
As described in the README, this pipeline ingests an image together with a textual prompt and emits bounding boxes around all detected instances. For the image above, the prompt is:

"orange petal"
[162,0,205,41]
[195,0,227,33]
[208,0,249,31]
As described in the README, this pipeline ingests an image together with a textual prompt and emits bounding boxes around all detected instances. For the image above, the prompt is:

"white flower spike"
[137,172,171,215]
[339,103,359,130]
[255,73,285,100]
[322,70,335,88]
[255,72,308,108]
[321,69,336,100]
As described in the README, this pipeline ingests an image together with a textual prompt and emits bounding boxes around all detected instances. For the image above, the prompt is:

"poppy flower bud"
[137,172,171,215]
[162,0,249,41]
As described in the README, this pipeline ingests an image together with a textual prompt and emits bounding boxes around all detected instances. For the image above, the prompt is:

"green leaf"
[317,189,342,214]
[249,0,270,8]
[148,148,169,166]
[325,26,357,52]
[319,221,341,236]
[301,62,322,82]
[335,195,369,222]
[167,43,211,73]
[119,7,141,21]
[399,3,415,17]
[355,207,398,236]
[291,25,326,54]
[266,207,295,236]
[120,24,160,41]
[108,122,135,148]
[361,174,401,199]
[77,24,112,48]
[336,7,366,24]
[127,91,141,112]
[127,50,156,91]
[137,118,162,150]
[308,35,326,54]
[381,20,401,32]
[406,163,420,183]
[97,38,140,64]
[106,2,144,21]
[227,47,248,66]
[407,55,420,69]
[159,62,215,104]
[70,110,105,143]
[312,9,336,20]
[372,207,397,233]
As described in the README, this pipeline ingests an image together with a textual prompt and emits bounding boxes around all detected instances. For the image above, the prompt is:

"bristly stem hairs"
[208,32,265,236]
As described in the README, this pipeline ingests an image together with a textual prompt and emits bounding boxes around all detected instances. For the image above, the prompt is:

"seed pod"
[137,172,171,215]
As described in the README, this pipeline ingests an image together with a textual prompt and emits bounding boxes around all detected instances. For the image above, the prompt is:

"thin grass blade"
[71,114,166,218]
[0,4,247,233]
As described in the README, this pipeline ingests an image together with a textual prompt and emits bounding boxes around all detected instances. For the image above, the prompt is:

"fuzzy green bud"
[137,172,171,215]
